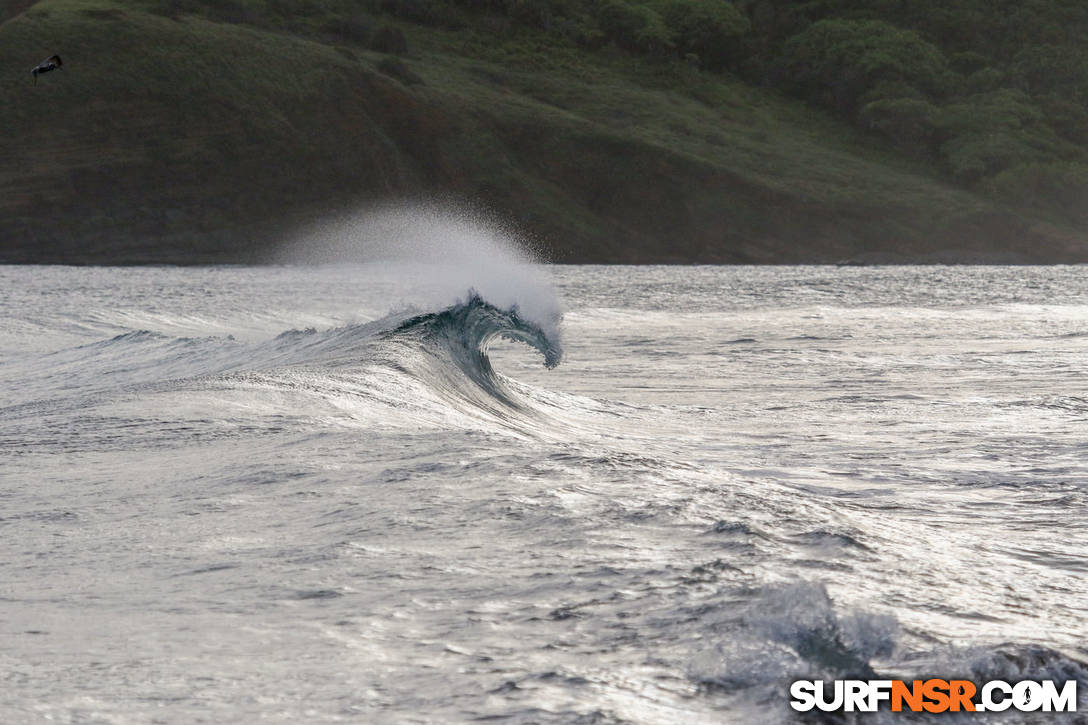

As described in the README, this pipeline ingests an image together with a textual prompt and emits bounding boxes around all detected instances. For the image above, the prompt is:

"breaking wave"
[366,292,564,422]
[391,290,562,369]
[227,290,567,431]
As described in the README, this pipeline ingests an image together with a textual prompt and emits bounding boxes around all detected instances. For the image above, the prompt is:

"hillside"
[1,0,1087,263]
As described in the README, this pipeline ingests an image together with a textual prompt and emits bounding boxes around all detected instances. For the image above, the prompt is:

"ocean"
[2,254,1087,722]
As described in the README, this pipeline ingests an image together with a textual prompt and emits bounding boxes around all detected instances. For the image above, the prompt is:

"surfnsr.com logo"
[790,679,1078,713]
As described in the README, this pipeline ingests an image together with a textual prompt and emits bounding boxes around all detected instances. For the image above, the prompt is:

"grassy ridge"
[0,0,1084,262]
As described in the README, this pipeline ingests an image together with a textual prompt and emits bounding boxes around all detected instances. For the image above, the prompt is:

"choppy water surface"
[2,264,1087,723]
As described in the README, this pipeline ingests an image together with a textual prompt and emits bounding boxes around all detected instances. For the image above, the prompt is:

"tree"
[936,89,1061,183]
[657,0,750,70]
[1010,43,1088,102]
[781,18,949,115]
[859,97,940,157]
[596,0,672,54]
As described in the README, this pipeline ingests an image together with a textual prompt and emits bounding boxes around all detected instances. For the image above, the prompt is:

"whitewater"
[2,228,1088,722]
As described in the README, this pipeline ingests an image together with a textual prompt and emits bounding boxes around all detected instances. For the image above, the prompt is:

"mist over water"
[2,257,1088,723]
[274,204,563,337]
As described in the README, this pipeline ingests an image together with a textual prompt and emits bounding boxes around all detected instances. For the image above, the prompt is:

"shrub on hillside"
[376,57,425,85]
[323,14,374,44]
[963,67,1005,94]
[947,50,991,76]
[507,0,602,45]
[937,90,1057,183]
[780,19,950,115]
[207,0,258,24]
[154,0,201,19]
[860,79,925,105]
[554,14,607,47]
[1035,94,1088,145]
[445,0,513,11]
[380,0,429,22]
[1010,44,1088,102]
[377,0,466,28]
[656,0,749,70]
[507,0,572,30]
[595,0,672,54]
[859,97,940,156]
[266,0,320,18]
[371,25,409,54]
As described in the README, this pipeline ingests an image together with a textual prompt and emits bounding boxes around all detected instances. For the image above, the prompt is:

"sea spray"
[272,203,563,340]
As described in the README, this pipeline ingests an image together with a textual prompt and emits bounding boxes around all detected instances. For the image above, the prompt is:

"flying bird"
[31,55,62,82]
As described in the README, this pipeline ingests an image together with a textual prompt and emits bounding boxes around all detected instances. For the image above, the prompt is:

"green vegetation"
[1,0,1087,262]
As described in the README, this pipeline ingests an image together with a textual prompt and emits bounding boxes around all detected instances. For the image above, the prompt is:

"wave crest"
[390,292,563,377]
